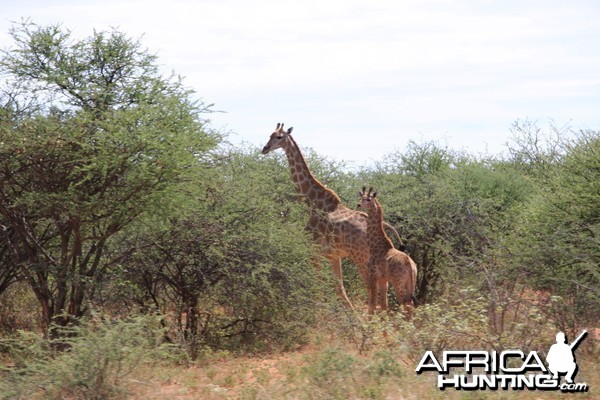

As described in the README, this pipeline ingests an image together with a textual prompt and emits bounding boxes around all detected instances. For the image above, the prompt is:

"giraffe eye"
[276,135,283,139]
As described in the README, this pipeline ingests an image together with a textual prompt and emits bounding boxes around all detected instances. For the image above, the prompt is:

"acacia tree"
[0,21,219,335]
[508,124,600,328]
[110,149,325,358]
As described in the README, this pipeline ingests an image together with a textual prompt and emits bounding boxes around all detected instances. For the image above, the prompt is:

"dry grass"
[1,286,597,399]
[125,323,599,400]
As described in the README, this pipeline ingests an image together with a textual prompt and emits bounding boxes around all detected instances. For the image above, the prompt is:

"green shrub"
[295,347,404,400]
[0,315,173,399]
[111,149,331,357]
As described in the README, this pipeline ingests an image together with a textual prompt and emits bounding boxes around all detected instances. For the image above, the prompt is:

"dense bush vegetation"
[0,22,598,399]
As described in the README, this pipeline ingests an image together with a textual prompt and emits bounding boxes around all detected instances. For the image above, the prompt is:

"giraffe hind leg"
[391,283,414,319]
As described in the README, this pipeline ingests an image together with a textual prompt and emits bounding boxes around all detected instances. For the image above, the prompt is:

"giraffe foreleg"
[366,270,378,315]
[377,278,389,312]
[328,257,354,310]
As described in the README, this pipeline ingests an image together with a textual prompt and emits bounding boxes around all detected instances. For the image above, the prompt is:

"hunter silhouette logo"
[546,330,587,385]
[415,330,589,392]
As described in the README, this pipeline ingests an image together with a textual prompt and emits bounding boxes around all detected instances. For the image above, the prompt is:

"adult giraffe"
[261,123,402,309]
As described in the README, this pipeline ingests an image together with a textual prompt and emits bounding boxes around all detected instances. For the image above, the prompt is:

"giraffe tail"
[411,294,419,307]
[382,222,406,251]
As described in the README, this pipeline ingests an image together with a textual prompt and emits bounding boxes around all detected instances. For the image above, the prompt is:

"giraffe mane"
[286,133,342,205]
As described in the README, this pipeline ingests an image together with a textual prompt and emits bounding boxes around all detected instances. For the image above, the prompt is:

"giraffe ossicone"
[262,123,405,311]
[262,123,374,309]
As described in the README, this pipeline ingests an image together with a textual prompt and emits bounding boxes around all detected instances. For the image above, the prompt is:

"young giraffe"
[262,123,403,309]
[357,187,417,316]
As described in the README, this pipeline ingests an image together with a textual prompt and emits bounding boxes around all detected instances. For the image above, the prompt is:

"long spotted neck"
[282,135,341,212]
[366,199,394,251]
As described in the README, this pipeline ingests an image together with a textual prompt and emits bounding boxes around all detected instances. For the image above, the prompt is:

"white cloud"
[1,0,599,164]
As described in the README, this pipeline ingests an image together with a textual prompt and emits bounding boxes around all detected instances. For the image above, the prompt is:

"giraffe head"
[357,186,377,210]
[262,122,294,154]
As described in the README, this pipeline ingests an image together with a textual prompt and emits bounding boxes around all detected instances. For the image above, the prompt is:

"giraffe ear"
[372,192,377,198]
[357,191,363,198]
[287,127,293,134]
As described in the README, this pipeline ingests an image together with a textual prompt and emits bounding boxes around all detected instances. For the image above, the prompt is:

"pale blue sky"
[2,0,599,166]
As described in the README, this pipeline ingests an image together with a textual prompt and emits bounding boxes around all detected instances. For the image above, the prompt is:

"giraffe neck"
[367,199,394,251]
[282,135,341,212]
